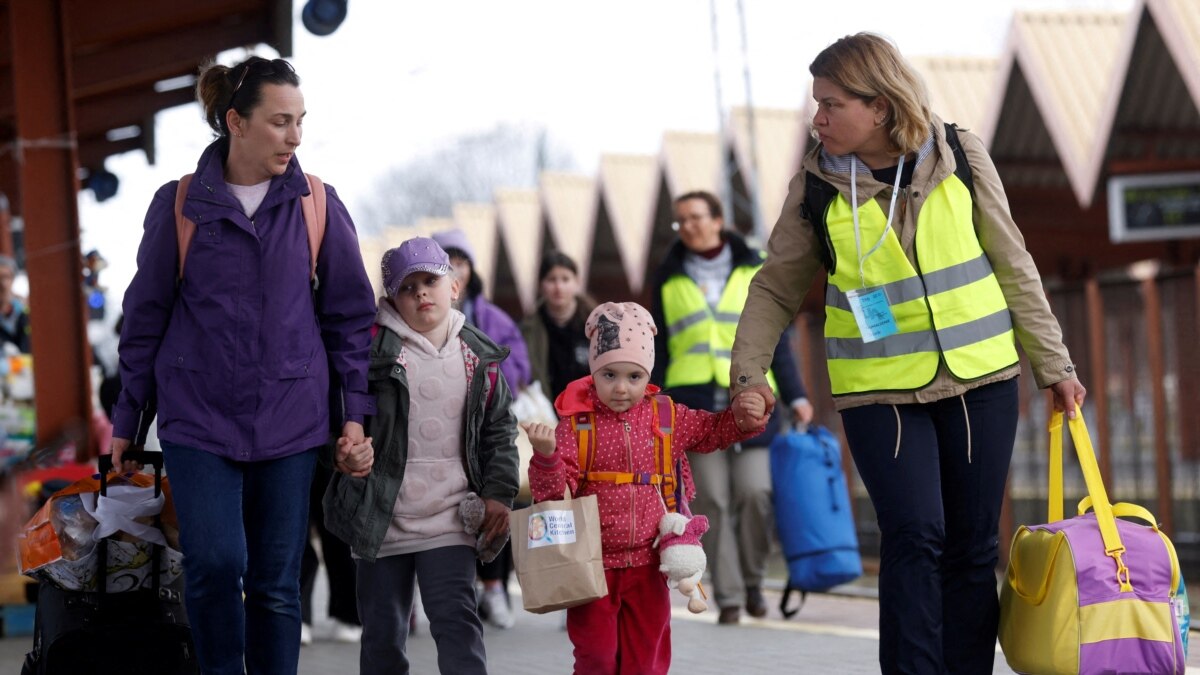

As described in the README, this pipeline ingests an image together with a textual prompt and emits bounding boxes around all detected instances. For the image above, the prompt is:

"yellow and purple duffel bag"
[999,408,1185,675]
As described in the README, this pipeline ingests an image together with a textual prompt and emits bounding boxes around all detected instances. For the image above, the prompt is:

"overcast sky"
[74,0,1136,306]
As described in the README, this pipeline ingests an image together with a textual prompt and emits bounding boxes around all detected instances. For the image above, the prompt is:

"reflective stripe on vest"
[661,266,778,392]
[823,173,1018,395]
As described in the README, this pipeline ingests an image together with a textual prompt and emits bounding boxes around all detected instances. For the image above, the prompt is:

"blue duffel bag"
[769,424,862,617]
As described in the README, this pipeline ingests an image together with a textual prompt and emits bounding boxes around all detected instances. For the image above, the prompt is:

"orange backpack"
[571,394,681,512]
[174,173,326,285]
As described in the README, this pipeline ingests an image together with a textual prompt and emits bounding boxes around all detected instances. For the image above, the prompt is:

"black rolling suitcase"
[22,451,198,675]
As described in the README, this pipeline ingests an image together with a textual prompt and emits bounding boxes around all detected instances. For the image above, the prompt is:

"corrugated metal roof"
[598,154,659,293]
[910,56,1000,134]
[539,172,598,284]
[728,106,805,237]
[452,203,498,295]
[660,131,722,198]
[1151,0,1200,108]
[1009,10,1128,203]
[494,189,542,314]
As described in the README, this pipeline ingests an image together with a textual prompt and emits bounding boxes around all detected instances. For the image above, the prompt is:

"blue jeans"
[162,441,317,675]
[840,378,1018,675]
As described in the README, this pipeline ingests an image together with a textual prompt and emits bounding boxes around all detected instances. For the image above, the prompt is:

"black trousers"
[840,378,1018,675]
[300,461,360,625]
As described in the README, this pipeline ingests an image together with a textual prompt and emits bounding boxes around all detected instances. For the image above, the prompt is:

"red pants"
[566,564,671,675]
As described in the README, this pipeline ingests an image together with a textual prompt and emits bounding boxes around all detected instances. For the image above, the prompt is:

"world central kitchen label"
[527,510,576,549]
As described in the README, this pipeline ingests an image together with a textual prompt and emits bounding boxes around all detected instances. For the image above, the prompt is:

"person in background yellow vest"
[729,33,1086,675]
[650,190,813,626]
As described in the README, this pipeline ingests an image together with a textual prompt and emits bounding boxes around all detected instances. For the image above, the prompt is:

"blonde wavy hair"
[809,33,932,156]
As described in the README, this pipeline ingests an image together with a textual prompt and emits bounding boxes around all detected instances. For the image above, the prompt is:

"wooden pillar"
[9,0,93,455]
[1141,278,1172,535]
[1085,277,1112,487]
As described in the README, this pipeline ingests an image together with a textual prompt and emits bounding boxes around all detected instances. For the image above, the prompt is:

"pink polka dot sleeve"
[670,403,762,454]
[528,419,582,503]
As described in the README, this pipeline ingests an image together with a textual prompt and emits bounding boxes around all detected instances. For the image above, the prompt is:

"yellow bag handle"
[1049,408,1133,592]
[1077,497,1158,530]
[1077,497,1182,594]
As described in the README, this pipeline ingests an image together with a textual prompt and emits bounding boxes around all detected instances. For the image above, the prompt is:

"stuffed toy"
[459,492,508,563]
[656,511,710,613]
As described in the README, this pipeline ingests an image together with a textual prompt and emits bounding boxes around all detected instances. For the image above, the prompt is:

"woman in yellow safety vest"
[729,33,1085,675]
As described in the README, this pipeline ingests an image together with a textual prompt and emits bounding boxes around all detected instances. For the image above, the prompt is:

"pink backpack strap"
[486,363,499,408]
[301,173,327,282]
[177,173,326,283]
[175,174,195,280]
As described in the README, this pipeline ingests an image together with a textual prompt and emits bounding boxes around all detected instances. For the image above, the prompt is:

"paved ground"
[2,575,1196,673]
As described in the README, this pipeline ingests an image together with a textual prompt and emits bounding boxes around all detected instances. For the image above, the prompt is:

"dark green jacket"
[323,322,520,561]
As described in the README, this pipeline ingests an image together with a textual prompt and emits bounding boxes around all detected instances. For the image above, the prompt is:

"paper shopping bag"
[509,491,607,613]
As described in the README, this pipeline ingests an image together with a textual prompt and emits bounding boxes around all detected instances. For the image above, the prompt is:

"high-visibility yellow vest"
[662,266,778,392]
[823,173,1018,395]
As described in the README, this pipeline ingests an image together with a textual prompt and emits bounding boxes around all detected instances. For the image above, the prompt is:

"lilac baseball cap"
[381,237,451,296]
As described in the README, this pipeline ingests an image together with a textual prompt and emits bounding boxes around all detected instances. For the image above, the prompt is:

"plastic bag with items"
[511,381,559,502]
[18,468,183,592]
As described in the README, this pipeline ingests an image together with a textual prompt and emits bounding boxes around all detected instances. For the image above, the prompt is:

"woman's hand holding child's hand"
[521,422,557,457]
[732,389,772,432]
[335,435,374,478]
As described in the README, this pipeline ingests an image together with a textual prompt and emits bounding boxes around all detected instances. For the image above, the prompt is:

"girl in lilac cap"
[324,237,519,674]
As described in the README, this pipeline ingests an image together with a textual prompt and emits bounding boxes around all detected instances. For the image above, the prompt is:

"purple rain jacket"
[467,295,530,391]
[111,141,377,461]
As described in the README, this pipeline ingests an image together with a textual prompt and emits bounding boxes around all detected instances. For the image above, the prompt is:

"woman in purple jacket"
[110,56,376,675]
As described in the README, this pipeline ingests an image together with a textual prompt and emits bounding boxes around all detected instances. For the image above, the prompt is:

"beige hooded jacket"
[730,115,1075,411]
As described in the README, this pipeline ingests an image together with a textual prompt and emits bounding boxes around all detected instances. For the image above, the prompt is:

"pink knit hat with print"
[585,302,657,375]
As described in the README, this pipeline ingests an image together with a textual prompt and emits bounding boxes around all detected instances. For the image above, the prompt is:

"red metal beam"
[71,18,266,99]
[74,85,194,138]
[9,0,92,455]
[65,0,252,49]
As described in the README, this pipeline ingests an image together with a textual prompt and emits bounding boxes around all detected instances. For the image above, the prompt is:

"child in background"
[324,237,519,675]
[522,302,769,675]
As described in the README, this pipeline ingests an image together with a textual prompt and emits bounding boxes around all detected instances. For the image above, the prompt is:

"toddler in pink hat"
[521,301,770,674]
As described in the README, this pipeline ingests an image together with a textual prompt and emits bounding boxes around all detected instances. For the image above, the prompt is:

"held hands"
[732,385,774,432]
[335,422,374,478]
[521,422,557,457]
[1049,377,1087,420]
[480,498,511,547]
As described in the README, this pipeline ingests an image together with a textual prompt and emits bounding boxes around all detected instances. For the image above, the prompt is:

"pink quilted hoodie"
[528,376,761,569]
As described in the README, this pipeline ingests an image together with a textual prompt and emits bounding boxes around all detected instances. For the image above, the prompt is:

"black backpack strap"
[943,122,975,198]
[800,171,838,273]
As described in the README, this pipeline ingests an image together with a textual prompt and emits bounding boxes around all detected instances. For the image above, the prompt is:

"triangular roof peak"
[999,9,1129,205]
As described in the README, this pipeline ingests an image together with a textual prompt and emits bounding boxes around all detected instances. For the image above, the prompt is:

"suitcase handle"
[98,450,164,496]
[95,450,166,595]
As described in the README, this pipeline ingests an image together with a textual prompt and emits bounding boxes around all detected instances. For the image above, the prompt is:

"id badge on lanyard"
[846,286,897,343]
[849,155,906,344]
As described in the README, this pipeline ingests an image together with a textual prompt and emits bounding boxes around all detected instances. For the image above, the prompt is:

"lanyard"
[850,155,905,288]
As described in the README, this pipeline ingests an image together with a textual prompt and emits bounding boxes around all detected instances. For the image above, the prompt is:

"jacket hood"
[554,375,662,417]
[655,229,760,284]
[375,299,465,357]
[802,112,955,208]
[185,139,312,224]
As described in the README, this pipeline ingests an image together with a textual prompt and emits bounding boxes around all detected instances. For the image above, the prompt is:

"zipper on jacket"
[623,419,635,568]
